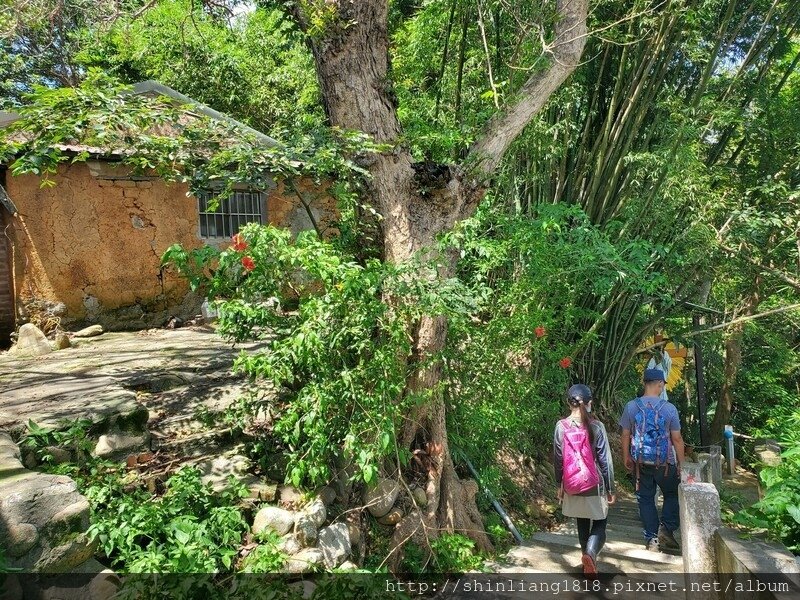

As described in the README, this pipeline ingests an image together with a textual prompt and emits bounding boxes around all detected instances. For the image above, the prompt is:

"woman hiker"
[553,384,616,575]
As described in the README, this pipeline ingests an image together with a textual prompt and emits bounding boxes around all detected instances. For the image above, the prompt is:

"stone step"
[151,427,236,457]
[528,532,683,565]
[556,520,646,542]
[501,540,683,576]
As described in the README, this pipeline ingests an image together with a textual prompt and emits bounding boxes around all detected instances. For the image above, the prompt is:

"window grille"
[198,190,266,239]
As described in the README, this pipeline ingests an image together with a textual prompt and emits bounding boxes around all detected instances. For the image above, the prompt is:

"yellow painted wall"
[5,161,336,329]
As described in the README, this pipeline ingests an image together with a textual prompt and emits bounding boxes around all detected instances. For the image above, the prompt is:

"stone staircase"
[474,494,685,598]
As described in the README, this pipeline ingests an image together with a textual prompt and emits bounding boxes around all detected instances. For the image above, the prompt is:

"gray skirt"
[562,475,609,520]
[562,490,609,520]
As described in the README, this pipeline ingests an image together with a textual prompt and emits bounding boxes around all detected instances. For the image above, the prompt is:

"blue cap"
[643,368,666,382]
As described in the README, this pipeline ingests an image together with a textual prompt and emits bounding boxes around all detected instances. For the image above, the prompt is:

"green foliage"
[239,531,288,573]
[86,466,249,573]
[736,410,800,553]
[430,533,484,573]
[163,224,482,488]
[19,418,95,464]
[85,2,322,134]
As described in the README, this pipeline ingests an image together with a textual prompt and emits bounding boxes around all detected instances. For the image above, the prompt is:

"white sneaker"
[646,538,660,552]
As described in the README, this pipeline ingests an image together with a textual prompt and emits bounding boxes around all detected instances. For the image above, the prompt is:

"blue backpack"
[631,398,671,466]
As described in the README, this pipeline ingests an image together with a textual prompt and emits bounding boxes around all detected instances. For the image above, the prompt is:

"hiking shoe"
[658,524,680,550]
[646,538,660,552]
[581,553,598,577]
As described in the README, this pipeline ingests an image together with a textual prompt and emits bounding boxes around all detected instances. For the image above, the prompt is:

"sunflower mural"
[636,333,687,395]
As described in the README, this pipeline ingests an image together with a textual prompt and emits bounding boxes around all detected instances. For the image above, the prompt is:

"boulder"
[317,486,337,506]
[377,507,403,526]
[73,325,104,338]
[302,498,327,529]
[278,485,304,507]
[284,548,324,574]
[347,523,361,548]
[278,534,302,556]
[11,324,52,357]
[339,561,358,571]
[364,478,400,518]
[317,522,351,569]
[93,432,149,459]
[5,523,39,557]
[45,446,73,465]
[252,506,295,536]
[294,515,318,547]
[0,470,94,572]
[54,333,71,350]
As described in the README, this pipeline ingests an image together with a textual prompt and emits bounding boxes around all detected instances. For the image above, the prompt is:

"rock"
[294,515,318,547]
[93,432,149,459]
[284,548,324,574]
[0,469,94,572]
[278,484,304,507]
[11,324,52,356]
[89,569,122,600]
[364,478,400,518]
[288,581,316,599]
[318,486,337,506]
[34,532,97,571]
[410,485,427,508]
[302,498,327,529]
[252,506,295,536]
[165,316,183,329]
[317,522,351,569]
[248,481,278,502]
[5,523,39,557]
[347,523,361,548]
[45,446,73,465]
[339,561,358,571]
[73,324,104,338]
[54,333,71,350]
[278,534,302,556]
[377,507,403,526]
[197,454,251,491]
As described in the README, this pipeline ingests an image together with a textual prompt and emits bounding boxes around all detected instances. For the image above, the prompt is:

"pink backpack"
[559,419,600,495]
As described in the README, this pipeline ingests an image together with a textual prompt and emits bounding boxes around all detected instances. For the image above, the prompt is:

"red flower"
[231,233,248,252]
[535,326,546,338]
[559,357,572,369]
[241,256,256,271]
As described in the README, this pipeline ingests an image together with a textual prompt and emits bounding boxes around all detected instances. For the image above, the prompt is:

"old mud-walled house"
[0,81,336,348]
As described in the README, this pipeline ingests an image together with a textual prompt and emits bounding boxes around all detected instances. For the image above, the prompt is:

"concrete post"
[697,453,717,487]
[709,446,722,490]
[681,461,704,483]
[680,482,723,600]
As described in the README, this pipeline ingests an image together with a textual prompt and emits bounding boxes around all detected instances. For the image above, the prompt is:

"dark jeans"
[636,463,680,541]
[576,517,607,559]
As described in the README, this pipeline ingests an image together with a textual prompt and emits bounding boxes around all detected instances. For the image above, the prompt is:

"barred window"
[198,190,266,239]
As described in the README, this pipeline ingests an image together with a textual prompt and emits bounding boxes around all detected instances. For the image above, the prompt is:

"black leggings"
[576,517,607,558]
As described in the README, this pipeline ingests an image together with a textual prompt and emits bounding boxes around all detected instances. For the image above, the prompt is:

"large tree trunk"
[710,286,760,442]
[289,0,588,565]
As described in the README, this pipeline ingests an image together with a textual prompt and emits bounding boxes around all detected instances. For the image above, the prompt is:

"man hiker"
[619,368,685,552]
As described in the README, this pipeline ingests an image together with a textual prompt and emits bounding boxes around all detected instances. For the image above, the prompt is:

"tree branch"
[720,243,800,292]
[467,0,589,177]
[683,303,800,338]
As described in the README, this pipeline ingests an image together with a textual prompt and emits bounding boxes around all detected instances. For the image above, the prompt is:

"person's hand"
[557,487,563,503]
[607,493,616,505]
[624,456,634,472]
